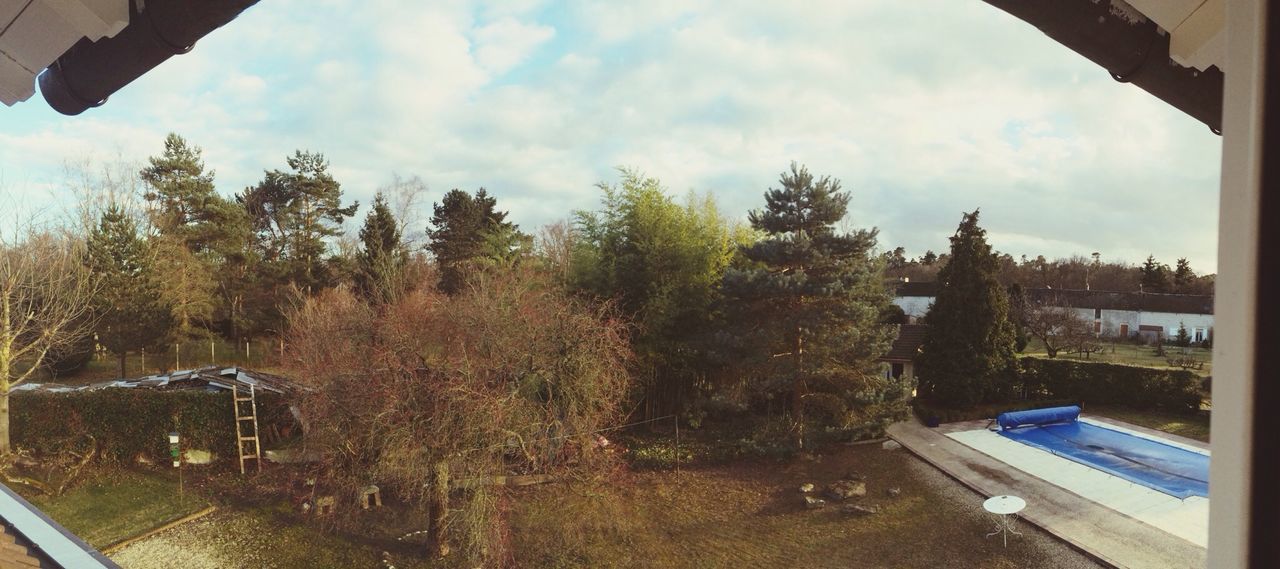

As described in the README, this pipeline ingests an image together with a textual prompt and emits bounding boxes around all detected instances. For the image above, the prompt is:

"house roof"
[0,483,118,568]
[15,366,303,396]
[1026,288,1214,315]
[894,281,939,297]
[880,324,928,363]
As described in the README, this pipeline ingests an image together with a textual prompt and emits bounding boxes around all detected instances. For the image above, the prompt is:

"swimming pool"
[996,406,1209,499]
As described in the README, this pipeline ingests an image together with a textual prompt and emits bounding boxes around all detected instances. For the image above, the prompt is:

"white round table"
[982,495,1026,547]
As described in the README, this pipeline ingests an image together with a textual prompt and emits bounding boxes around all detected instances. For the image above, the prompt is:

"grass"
[1087,405,1211,442]
[18,468,210,548]
[1021,339,1213,378]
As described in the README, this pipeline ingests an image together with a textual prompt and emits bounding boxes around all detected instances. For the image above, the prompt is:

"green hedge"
[1017,358,1201,413]
[12,390,241,463]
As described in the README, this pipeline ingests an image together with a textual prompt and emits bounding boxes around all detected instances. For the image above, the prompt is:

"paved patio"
[887,418,1208,569]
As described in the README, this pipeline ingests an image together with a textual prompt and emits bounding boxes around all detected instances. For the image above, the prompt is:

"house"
[892,282,1214,342]
[0,483,118,568]
[879,324,927,381]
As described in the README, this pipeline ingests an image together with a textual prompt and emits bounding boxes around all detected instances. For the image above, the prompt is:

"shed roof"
[15,366,302,396]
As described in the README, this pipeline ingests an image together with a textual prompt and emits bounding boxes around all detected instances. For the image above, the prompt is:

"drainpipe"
[39,0,260,116]
[979,0,1224,134]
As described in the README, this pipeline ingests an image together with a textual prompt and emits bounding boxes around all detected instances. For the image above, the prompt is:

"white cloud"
[0,0,1223,272]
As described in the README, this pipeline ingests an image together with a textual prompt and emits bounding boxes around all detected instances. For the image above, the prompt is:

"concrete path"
[887,419,1207,569]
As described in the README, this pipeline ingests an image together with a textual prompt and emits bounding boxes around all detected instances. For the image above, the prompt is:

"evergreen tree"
[140,133,246,341]
[1175,323,1192,348]
[85,206,173,377]
[238,150,358,294]
[355,193,409,304]
[1140,255,1171,293]
[916,210,1016,407]
[921,250,938,265]
[426,188,524,294]
[1173,258,1195,292]
[723,163,899,448]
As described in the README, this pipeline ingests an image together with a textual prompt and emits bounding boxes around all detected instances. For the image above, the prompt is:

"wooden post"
[674,415,680,477]
[174,343,180,370]
[210,340,215,365]
[140,348,145,373]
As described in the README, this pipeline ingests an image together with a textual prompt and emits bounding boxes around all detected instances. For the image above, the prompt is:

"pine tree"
[355,193,409,304]
[1140,255,1171,293]
[916,210,1016,407]
[426,188,524,294]
[85,206,174,378]
[1173,258,1195,292]
[723,163,898,448]
[239,150,358,294]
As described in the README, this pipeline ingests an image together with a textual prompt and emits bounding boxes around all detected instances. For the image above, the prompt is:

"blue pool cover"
[997,413,1209,499]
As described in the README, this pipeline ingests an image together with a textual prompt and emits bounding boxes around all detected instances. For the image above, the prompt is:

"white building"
[892,283,1214,342]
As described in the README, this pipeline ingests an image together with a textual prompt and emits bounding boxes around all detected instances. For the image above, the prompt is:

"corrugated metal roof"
[18,366,302,395]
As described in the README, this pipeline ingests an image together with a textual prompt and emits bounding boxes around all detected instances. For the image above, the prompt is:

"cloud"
[0,0,1223,272]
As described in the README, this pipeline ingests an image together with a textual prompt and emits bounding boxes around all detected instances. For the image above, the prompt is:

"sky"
[0,0,1223,271]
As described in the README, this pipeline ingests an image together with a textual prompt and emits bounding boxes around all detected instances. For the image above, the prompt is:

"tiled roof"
[0,484,118,568]
[880,324,928,363]
[1025,288,1214,315]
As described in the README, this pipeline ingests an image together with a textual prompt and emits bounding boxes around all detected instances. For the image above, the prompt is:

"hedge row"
[1016,357,1202,413]
[12,390,240,463]
[913,397,1079,424]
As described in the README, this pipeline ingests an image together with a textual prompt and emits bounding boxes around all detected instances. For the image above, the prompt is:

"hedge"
[1016,358,1201,413]
[912,398,1079,425]
[11,390,264,464]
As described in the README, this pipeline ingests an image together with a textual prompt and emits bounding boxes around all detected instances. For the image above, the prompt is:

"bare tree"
[381,173,431,248]
[286,267,629,564]
[0,231,96,454]
[1016,294,1092,358]
[535,220,575,284]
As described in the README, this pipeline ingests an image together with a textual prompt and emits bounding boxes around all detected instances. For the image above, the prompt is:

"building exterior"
[879,324,927,381]
[892,282,1213,342]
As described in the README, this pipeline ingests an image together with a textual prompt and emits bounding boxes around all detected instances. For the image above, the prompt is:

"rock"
[803,496,827,509]
[841,471,866,482]
[841,503,879,516]
[799,483,815,493]
[825,479,867,501]
[881,440,902,451]
[886,487,902,498]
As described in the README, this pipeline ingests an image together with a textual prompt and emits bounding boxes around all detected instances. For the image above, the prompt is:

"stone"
[881,440,902,451]
[799,483,815,493]
[825,479,867,501]
[842,471,866,482]
[841,503,879,516]
[886,487,902,498]
[803,496,827,509]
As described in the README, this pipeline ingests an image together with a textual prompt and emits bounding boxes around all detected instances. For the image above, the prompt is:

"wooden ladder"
[233,383,262,475]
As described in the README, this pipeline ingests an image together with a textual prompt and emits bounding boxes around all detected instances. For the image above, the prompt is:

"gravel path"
[108,510,283,569]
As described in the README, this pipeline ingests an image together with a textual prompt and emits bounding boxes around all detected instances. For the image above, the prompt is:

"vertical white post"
[1209,0,1265,566]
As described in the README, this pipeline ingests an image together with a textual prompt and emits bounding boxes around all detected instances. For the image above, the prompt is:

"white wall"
[892,296,933,319]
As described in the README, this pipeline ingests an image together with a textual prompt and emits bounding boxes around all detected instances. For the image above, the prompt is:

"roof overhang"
[980,0,1225,133]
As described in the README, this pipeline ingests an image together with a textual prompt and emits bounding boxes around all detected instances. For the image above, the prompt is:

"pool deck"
[887,418,1207,569]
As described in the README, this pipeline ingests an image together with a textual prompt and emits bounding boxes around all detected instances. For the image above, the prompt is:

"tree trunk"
[793,333,805,450]
[0,389,10,455]
[428,461,450,558]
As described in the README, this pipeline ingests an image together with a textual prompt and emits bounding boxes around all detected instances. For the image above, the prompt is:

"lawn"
[1086,405,1211,443]
[91,442,1101,568]
[1021,339,1213,378]
[18,468,210,548]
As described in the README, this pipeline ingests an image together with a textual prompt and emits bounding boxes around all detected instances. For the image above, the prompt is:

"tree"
[921,250,938,265]
[1014,293,1091,358]
[0,232,96,454]
[354,194,409,304]
[572,170,748,419]
[239,151,359,294]
[286,267,629,563]
[426,188,525,295]
[1175,323,1192,348]
[916,210,1017,407]
[85,207,173,378]
[723,163,899,448]
[1140,255,1171,293]
[1173,258,1195,292]
[140,133,247,341]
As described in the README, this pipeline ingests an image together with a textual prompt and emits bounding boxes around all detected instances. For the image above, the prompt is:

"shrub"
[11,389,281,464]
[1017,358,1201,413]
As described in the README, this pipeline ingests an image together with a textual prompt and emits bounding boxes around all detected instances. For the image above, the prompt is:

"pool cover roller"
[996,405,1081,430]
